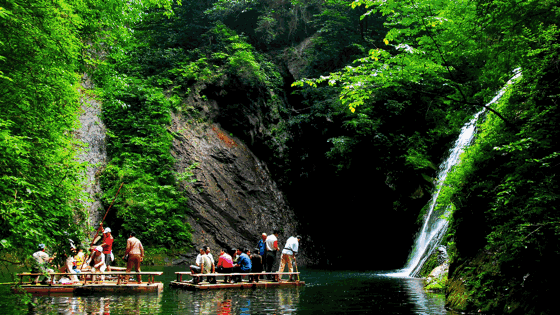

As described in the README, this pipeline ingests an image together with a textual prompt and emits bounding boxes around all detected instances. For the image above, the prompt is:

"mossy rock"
[426,280,445,291]
[424,264,448,293]
[419,251,441,278]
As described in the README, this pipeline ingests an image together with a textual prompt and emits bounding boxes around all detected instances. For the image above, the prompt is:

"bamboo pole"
[294,257,300,282]
[81,182,124,271]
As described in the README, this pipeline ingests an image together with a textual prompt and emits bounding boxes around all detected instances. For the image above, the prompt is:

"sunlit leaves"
[91,1,197,249]
[0,0,188,262]
[0,0,91,257]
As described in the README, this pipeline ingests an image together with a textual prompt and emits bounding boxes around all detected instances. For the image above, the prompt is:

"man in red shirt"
[101,227,114,271]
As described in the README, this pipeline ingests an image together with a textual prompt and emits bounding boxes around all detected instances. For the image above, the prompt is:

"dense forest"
[1,0,559,313]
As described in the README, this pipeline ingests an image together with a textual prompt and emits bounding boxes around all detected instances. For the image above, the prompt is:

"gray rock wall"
[76,74,107,230]
[74,77,304,267]
[170,112,303,266]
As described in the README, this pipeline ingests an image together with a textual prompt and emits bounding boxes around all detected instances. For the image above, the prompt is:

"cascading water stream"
[387,70,522,278]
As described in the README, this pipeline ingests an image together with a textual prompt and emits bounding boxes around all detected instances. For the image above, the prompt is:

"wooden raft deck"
[13,271,164,295]
[170,271,305,290]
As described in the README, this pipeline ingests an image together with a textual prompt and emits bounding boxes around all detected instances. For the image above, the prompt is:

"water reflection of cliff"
[29,293,162,314]
[174,286,302,314]
[400,277,451,314]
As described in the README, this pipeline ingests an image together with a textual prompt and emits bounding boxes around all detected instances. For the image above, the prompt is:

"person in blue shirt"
[232,248,252,283]
[257,233,267,256]
[256,233,267,280]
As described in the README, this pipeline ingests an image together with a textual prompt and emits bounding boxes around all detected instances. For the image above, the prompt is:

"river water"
[26,266,457,314]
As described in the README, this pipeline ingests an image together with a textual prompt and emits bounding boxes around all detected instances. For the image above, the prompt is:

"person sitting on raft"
[74,247,86,271]
[87,246,106,283]
[57,247,79,283]
[189,247,215,284]
[250,248,263,283]
[31,243,55,285]
[232,248,252,283]
[201,247,216,284]
[189,246,206,274]
[189,248,204,276]
[216,248,234,283]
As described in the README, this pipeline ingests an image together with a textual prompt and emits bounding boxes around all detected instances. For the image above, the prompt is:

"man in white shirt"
[204,246,217,283]
[189,247,214,284]
[279,235,301,282]
[31,243,54,284]
[205,246,214,265]
[265,230,280,280]
[190,247,205,274]
[88,246,106,283]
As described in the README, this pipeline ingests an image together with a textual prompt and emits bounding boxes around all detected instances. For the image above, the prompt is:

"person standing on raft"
[265,230,280,280]
[124,231,144,283]
[100,227,114,271]
[278,235,301,282]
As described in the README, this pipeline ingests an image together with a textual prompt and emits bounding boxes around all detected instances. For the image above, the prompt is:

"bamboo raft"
[13,271,164,295]
[170,271,305,290]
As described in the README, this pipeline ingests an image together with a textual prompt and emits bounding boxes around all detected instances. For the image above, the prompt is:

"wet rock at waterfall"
[425,263,449,292]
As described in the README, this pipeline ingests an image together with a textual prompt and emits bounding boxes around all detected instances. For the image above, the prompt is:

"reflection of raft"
[170,271,305,291]
[14,272,164,295]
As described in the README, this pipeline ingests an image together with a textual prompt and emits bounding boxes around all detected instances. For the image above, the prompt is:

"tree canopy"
[1,0,87,260]
[0,0,181,261]
[1,0,559,311]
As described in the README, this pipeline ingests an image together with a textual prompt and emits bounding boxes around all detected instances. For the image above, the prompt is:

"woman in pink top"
[216,249,234,283]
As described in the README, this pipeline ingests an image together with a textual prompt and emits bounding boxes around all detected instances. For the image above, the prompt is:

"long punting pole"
[81,182,124,271]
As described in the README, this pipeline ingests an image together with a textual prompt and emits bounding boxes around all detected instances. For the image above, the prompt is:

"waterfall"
[387,70,522,278]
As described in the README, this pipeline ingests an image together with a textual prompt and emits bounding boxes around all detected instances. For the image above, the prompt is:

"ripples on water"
[27,267,457,314]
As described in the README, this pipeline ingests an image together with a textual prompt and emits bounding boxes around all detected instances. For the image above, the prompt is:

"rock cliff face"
[169,111,302,265]
[76,76,304,265]
[77,75,107,228]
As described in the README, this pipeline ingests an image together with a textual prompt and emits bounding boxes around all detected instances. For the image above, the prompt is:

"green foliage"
[77,0,199,251]
[0,0,89,258]
[177,163,199,183]
[206,0,320,50]
[306,0,384,76]
[90,4,286,251]
[0,0,180,306]
[255,14,279,44]
[289,0,472,211]
[137,21,282,91]
[94,68,192,248]
[208,23,269,85]
[0,285,31,314]
[291,0,560,308]
[428,1,560,311]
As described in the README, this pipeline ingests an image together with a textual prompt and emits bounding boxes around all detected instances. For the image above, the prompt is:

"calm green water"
[21,266,456,314]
